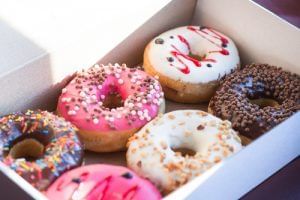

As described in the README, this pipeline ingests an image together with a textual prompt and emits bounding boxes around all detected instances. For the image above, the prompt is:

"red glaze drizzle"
[123,185,138,199]
[178,35,191,51]
[187,26,229,55]
[169,35,201,74]
[166,27,229,74]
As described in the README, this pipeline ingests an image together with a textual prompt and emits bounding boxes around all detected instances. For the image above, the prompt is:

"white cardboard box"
[0,0,299,199]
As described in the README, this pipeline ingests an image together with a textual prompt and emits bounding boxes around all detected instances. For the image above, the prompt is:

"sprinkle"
[80,91,86,97]
[62,88,67,93]
[197,124,205,130]
[128,103,134,108]
[115,73,121,78]
[20,162,30,171]
[91,95,97,100]
[137,103,142,108]
[139,116,145,121]
[131,110,137,115]
[137,161,142,168]
[118,79,124,84]
[68,110,76,115]
[168,114,175,120]
[109,117,115,122]
[93,118,99,124]
[121,172,133,179]
[154,38,164,44]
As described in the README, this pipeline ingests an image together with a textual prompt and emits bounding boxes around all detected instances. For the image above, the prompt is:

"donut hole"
[102,93,124,109]
[249,98,280,108]
[171,147,196,157]
[188,52,206,61]
[9,138,44,161]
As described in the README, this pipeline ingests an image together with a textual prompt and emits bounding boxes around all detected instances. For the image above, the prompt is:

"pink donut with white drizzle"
[46,164,162,200]
[57,64,165,152]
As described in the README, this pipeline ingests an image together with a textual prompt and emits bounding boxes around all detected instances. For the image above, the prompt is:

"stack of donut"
[0,25,298,199]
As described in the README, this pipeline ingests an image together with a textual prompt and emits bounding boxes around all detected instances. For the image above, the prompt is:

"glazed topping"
[127,110,242,193]
[148,26,239,83]
[46,164,162,200]
[0,110,83,190]
[210,64,300,139]
[58,63,164,132]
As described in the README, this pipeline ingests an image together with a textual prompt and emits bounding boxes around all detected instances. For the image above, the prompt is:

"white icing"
[147,26,240,83]
[127,110,242,192]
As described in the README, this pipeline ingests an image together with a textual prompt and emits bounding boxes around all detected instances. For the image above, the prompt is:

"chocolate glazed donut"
[209,64,300,140]
[0,110,83,190]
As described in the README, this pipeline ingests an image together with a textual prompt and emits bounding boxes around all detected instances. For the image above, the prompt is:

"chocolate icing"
[209,64,300,139]
[0,110,83,190]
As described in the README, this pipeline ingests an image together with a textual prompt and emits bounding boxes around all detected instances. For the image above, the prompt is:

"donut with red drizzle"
[144,26,240,103]
[57,63,165,152]
[46,164,161,200]
[0,110,83,190]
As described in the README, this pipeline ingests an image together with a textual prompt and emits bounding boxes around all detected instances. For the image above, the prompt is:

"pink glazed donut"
[46,164,162,200]
[57,64,165,152]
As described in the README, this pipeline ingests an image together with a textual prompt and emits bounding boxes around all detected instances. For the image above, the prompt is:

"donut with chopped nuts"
[126,110,242,194]
[0,110,83,190]
[57,64,165,152]
[209,64,300,140]
[143,26,240,103]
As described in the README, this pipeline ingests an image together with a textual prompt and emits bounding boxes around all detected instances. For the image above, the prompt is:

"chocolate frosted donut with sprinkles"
[209,64,300,140]
[57,63,165,152]
[143,26,240,103]
[0,110,83,190]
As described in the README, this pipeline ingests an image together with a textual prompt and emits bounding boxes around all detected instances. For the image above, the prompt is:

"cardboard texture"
[0,0,299,199]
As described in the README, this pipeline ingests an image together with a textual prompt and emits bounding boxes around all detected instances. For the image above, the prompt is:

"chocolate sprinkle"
[121,172,133,179]
[197,124,205,130]
[72,178,81,183]
[210,64,300,139]
[154,38,164,44]
[167,57,174,62]
[207,64,212,68]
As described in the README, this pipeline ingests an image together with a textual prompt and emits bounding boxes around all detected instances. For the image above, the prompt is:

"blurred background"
[254,0,300,27]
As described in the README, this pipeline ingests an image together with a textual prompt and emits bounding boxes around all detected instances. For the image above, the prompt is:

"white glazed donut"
[143,26,240,103]
[126,110,242,193]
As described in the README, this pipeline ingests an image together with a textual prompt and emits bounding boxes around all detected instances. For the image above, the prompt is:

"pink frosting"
[46,164,161,200]
[57,64,164,132]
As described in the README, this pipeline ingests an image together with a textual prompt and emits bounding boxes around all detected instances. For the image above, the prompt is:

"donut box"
[0,0,299,199]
